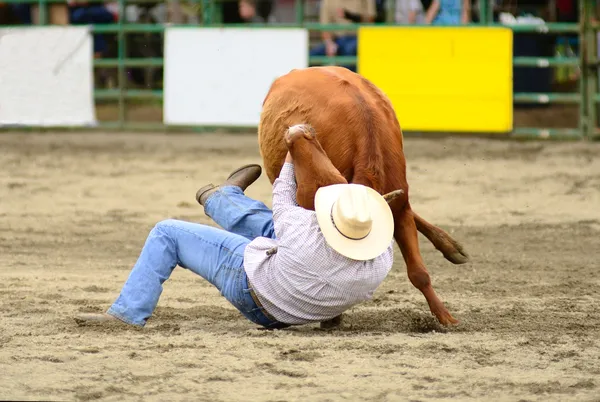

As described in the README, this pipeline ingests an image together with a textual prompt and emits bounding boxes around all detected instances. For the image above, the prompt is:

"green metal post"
[37,0,47,25]
[579,0,598,139]
[117,0,126,128]
[584,0,598,139]
[201,0,211,25]
[211,0,222,24]
[487,0,494,24]
[578,0,587,138]
[480,0,488,25]
[294,0,304,25]
[386,0,395,23]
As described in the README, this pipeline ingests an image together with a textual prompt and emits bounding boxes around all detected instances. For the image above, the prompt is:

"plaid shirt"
[243,163,394,325]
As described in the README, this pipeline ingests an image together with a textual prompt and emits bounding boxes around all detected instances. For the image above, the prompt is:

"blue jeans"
[309,35,357,72]
[69,6,114,55]
[107,186,288,329]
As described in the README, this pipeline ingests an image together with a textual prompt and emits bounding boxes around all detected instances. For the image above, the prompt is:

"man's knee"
[154,219,180,233]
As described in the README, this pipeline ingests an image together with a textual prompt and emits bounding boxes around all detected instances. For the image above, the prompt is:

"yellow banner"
[357,27,513,133]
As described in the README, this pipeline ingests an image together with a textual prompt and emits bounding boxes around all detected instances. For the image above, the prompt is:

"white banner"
[0,27,96,127]
[164,27,308,126]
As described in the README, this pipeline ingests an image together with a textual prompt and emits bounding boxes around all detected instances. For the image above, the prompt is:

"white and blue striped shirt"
[243,163,394,325]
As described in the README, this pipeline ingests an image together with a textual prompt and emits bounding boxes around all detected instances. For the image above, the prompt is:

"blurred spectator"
[0,3,10,24]
[555,0,579,80]
[223,0,275,23]
[240,0,274,22]
[374,0,387,22]
[424,0,471,24]
[395,0,425,23]
[68,1,118,58]
[556,0,577,22]
[7,3,32,24]
[309,0,376,72]
[122,2,165,89]
[555,0,578,49]
[0,4,14,24]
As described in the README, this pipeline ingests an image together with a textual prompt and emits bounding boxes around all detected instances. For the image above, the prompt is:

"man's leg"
[76,219,280,327]
[309,41,327,57]
[70,5,114,24]
[337,35,358,72]
[196,164,276,240]
[204,186,275,241]
[69,6,114,56]
[11,4,31,24]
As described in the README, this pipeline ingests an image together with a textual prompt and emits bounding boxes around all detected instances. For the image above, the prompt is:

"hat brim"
[315,184,395,261]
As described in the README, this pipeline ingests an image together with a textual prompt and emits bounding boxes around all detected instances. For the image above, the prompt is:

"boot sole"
[196,184,216,204]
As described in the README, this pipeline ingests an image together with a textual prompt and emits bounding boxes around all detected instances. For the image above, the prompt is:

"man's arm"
[272,153,298,222]
[341,0,376,23]
[271,154,301,242]
[319,0,338,56]
[363,0,377,22]
[408,0,423,23]
[461,0,471,24]
[424,0,440,24]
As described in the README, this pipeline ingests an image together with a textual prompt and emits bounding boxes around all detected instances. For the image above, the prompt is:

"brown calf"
[257,66,469,327]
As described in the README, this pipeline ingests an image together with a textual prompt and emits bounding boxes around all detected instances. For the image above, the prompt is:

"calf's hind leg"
[392,202,458,326]
[413,212,469,265]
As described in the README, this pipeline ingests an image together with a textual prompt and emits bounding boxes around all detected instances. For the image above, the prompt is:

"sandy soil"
[1,132,600,402]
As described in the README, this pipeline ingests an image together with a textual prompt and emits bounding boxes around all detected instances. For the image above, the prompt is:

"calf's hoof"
[443,240,470,265]
[432,307,459,327]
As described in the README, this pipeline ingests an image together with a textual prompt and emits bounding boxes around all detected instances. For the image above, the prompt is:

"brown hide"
[257,66,470,327]
[259,67,403,198]
[284,124,348,209]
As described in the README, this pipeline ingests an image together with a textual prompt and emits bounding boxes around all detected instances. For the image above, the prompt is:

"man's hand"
[285,151,293,164]
[325,40,338,57]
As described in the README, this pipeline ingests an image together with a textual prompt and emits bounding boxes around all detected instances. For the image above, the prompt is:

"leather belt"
[247,278,278,322]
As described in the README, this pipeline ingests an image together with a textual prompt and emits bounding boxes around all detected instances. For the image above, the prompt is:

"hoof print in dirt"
[408,313,448,334]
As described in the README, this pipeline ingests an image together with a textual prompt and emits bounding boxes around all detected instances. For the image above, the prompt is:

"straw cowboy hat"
[315,183,403,261]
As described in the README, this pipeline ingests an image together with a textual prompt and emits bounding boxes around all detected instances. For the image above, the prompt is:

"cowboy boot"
[196,164,262,206]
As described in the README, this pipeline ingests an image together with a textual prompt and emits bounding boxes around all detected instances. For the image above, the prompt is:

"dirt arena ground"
[1,132,600,402]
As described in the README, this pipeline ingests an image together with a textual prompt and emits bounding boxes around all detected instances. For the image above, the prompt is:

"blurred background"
[0,0,596,139]
[2,6,600,398]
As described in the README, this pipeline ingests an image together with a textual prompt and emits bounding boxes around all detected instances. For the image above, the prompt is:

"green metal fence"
[1,0,599,140]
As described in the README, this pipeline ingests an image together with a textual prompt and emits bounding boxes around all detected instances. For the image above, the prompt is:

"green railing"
[1,0,599,140]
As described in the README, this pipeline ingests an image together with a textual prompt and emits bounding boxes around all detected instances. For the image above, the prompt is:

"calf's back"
[258,66,407,196]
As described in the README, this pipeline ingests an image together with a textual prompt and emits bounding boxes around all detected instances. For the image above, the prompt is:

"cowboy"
[75,153,395,329]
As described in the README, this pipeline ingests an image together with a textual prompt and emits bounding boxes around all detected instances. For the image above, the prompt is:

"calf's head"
[285,124,404,210]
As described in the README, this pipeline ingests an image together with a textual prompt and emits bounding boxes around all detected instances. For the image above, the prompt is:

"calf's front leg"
[393,203,458,326]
